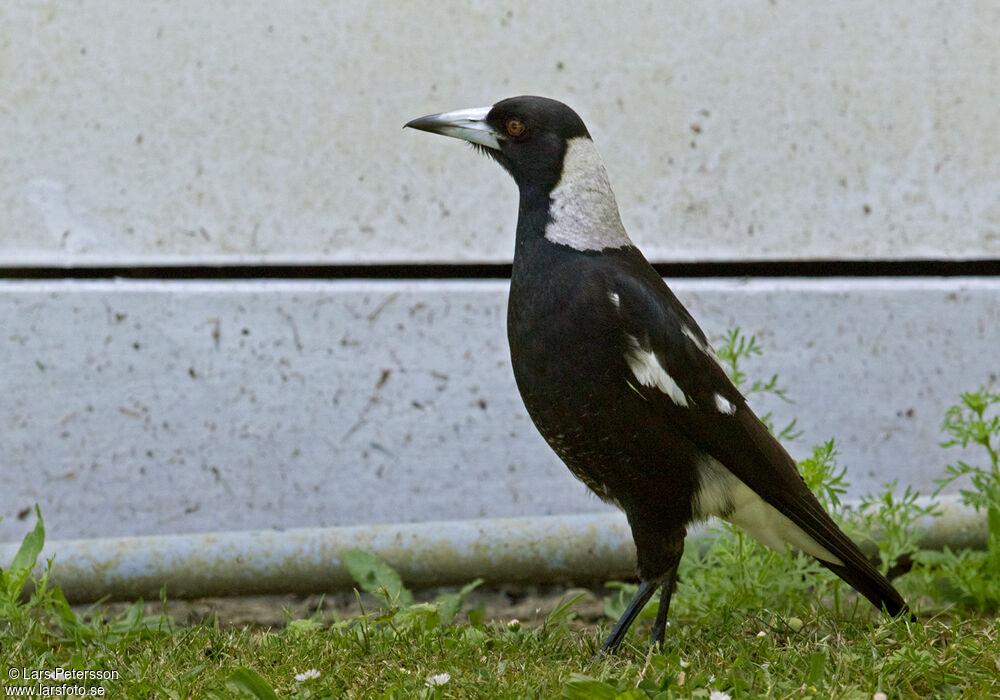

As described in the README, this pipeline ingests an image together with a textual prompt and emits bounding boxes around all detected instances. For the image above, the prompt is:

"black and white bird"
[405,96,910,652]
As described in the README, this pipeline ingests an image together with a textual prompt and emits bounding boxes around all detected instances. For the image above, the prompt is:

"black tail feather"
[818,559,914,621]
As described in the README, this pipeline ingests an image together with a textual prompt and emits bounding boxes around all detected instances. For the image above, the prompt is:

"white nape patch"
[714,393,736,415]
[682,325,727,372]
[624,334,689,407]
[608,291,620,309]
[545,137,633,251]
[693,456,843,565]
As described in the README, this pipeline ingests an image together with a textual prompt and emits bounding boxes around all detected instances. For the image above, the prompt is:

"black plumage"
[406,96,910,652]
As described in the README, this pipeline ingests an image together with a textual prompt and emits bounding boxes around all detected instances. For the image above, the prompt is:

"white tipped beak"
[405,105,500,150]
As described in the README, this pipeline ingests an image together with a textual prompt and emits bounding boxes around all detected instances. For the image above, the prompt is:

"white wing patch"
[608,291,620,309]
[714,393,736,415]
[545,137,633,251]
[693,455,843,565]
[624,334,689,407]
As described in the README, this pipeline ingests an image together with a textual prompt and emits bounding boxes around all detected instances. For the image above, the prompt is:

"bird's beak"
[405,106,500,150]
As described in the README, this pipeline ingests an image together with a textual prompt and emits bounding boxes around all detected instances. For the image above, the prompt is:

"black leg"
[649,564,678,649]
[600,580,658,654]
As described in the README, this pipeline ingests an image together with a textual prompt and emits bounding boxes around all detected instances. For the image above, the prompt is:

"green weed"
[913,386,1000,609]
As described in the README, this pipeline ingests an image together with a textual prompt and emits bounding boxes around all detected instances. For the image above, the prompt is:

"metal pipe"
[2,513,636,603]
[0,497,983,604]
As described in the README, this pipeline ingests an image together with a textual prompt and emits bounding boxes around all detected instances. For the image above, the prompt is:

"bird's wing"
[605,266,906,613]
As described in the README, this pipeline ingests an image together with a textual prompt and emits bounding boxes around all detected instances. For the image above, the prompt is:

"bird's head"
[405,96,590,194]
[406,96,630,251]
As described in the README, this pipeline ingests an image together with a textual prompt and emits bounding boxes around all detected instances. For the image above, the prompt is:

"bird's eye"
[505,118,526,137]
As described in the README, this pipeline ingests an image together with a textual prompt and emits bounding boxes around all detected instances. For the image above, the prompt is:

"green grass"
[2,331,999,698]
[1,534,999,699]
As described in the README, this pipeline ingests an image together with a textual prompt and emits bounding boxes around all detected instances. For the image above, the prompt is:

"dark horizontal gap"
[0,259,997,280]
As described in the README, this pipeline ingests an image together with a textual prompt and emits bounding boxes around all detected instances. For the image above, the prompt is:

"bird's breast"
[506,265,698,516]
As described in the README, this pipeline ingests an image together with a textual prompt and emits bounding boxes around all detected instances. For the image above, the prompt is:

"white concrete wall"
[1,2,998,544]
[1,1,998,265]
[2,278,997,542]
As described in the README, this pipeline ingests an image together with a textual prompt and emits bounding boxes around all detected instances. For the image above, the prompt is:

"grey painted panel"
[1,278,998,543]
[1,2,999,265]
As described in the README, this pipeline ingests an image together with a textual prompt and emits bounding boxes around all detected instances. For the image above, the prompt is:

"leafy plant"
[341,548,483,628]
[913,386,1000,609]
[225,667,280,700]
[937,387,1000,538]
[1,507,176,697]
[716,328,801,441]
[342,549,415,609]
[798,439,849,511]
[1,505,47,619]
[847,480,938,578]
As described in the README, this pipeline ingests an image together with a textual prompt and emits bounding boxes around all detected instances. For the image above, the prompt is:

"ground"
[88,584,610,631]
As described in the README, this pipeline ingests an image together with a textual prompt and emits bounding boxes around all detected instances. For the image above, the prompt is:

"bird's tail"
[729,407,915,621]
[817,559,913,620]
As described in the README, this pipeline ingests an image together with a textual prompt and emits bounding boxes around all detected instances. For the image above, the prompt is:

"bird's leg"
[599,579,658,654]
[649,563,678,649]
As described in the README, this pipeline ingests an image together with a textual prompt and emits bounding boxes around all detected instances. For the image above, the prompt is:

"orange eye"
[505,118,526,137]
